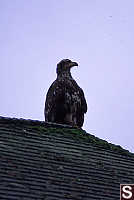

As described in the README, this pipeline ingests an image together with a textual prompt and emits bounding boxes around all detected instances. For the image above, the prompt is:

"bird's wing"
[71,79,87,114]
[62,79,87,127]
[45,79,66,122]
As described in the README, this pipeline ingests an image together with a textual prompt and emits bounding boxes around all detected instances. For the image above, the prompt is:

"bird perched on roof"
[45,59,87,127]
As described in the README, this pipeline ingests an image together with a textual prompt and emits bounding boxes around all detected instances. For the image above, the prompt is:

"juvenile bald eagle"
[45,59,87,127]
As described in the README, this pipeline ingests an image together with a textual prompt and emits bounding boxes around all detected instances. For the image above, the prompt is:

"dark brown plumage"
[45,59,87,127]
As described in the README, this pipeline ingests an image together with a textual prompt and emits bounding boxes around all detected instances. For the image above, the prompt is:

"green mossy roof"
[0,116,134,200]
[0,116,132,157]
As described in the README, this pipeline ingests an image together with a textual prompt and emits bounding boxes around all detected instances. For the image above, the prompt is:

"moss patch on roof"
[31,125,132,157]
[0,116,133,157]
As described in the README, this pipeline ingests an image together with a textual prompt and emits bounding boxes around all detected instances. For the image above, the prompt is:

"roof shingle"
[0,116,134,200]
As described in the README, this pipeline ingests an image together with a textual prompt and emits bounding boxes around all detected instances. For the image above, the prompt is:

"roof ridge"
[0,116,133,157]
[0,116,73,128]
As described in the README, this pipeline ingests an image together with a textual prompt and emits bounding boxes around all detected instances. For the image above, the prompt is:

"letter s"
[122,185,132,199]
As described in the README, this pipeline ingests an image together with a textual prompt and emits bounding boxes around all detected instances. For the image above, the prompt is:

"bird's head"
[56,59,78,76]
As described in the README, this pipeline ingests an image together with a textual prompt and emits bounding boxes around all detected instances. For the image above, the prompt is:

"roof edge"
[0,116,73,128]
[0,116,133,157]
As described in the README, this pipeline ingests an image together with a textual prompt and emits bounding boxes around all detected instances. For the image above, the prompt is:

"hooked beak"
[69,61,78,68]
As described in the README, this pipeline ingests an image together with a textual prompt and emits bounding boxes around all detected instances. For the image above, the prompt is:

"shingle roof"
[0,116,134,200]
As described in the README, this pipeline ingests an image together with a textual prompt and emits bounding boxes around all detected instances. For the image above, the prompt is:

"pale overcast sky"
[1,0,134,152]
